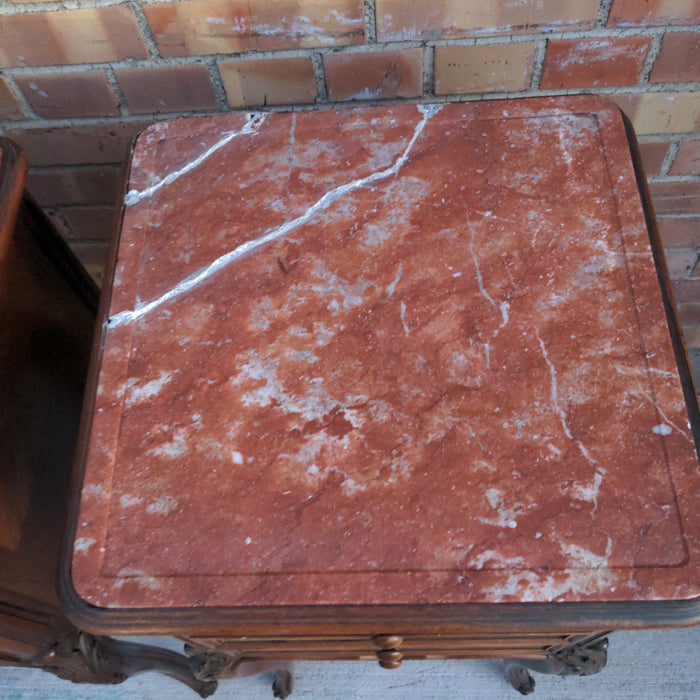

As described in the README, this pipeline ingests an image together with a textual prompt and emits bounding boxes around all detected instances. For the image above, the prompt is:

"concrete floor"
[1,626,698,699]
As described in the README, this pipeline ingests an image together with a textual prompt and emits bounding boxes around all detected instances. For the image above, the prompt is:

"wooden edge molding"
[0,137,28,261]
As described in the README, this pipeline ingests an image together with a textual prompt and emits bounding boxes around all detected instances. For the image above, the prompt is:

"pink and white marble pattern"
[72,97,700,609]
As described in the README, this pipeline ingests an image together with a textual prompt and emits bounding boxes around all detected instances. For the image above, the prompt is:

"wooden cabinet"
[0,137,96,671]
[0,138,216,697]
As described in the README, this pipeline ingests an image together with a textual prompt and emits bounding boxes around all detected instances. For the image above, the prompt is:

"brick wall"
[0,0,698,360]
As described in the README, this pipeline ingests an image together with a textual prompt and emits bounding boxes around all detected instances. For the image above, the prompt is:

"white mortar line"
[1,74,40,121]
[104,66,130,117]
[595,0,615,27]
[657,213,700,220]
[310,52,329,102]
[529,39,548,91]
[659,141,683,178]
[422,44,434,96]
[639,30,665,85]
[363,0,377,43]
[649,174,700,185]
[128,0,161,59]
[5,82,700,133]
[207,61,231,111]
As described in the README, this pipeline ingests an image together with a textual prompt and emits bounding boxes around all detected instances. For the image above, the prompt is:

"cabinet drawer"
[185,632,582,663]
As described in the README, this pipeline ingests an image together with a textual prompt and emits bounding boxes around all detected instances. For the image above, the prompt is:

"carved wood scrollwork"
[184,641,293,698]
[506,633,610,695]
[546,634,608,676]
[37,623,217,697]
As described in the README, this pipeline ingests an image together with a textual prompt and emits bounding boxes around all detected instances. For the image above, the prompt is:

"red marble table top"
[71,97,700,611]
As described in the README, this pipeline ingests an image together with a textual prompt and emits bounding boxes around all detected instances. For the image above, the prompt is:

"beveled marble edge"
[69,96,700,611]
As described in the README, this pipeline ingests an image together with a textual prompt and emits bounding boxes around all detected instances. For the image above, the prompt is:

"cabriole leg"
[505,633,609,695]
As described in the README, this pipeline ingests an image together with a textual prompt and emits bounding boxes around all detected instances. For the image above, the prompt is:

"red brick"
[608,0,700,26]
[68,240,110,262]
[651,32,700,84]
[658,217,700,246]
[219,57,317,107]
[673,278,700,304]
[681,324,700,348]
[638,140,670,177]
[27,166,121,207]
[670,140,700,176]
[144,0,364,57]
[71,242,109,267]
[116,64,218,114]
[651,180,700,215]
[692,255,700,277]
[55,206,118,242]
[376,0,599,42]
[608,92,700,134]
[540,37,651,89]
[15,71,120,119]
[687,347,700,376]
[6,122,150,167]
[665,247,698,278]
[683,326,700,350]
[678,303,700,325]
[86,268,105,287]
[0,6,148,67]
[66,239,111,286]
[45,210,72,242]
[434,43,537,95]
[324,49,423,101]
[0,77,25,120]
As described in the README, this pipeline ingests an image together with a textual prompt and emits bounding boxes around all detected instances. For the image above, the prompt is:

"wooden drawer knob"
[376,649,403,669]
[371,635,403,650]
[371,635,403,669]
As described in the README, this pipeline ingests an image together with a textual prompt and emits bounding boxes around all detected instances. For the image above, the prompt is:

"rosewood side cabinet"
[56,97,700,695]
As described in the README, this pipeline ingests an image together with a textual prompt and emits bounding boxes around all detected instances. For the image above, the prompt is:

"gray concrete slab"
[1,626,698,698]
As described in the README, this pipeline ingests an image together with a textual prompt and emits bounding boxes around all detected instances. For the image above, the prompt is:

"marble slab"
[71,97,700,610]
